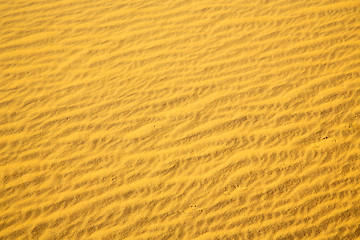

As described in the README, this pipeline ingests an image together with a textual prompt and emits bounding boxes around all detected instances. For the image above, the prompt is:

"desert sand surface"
[1,0,360,239]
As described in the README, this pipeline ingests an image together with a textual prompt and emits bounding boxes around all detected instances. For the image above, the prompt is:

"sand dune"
[1,0,360,239]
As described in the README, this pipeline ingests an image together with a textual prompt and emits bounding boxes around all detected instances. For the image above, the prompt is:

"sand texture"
[1,0,360,239]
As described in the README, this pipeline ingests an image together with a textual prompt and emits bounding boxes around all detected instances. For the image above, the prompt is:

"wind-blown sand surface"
[1,0,360,239]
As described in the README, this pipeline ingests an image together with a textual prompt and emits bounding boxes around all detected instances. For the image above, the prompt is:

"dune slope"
[1,0,360,239]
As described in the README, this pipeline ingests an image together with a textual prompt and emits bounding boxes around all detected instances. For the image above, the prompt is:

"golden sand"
[0,0,360,239]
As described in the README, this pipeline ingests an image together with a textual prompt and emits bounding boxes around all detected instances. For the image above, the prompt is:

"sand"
[0,0,360,239]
